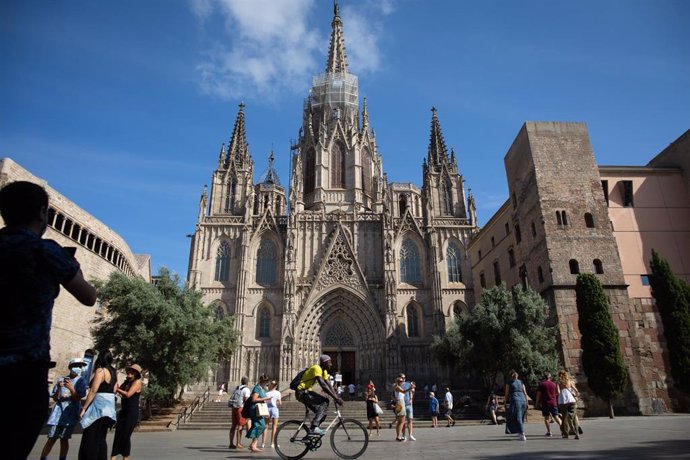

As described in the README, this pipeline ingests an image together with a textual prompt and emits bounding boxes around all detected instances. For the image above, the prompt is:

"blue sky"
[2,0,689,279]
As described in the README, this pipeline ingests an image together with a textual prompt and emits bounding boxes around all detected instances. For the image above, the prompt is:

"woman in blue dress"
[503,370,528,441]
[246,374,271,453]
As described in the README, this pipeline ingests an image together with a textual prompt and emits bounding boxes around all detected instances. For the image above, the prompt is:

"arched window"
[537,266,544,283]
[225,177,236,213]
[212,301,225,320]
[562,211,569,226]
[256,239,277,285]
[362,148,372,196]
[407,304,420,337]
[569,259,580,274]
[593,259,604,274]
[214,241,231,281]
[331,143,345,188]
[584,213,595,228]
[258,307,270,338]
[304,148,315,194]
[398,195,407,216]
[447,242,462,282]
[556,210,562,226]
[442,178,453,215]
[400,239,421,284]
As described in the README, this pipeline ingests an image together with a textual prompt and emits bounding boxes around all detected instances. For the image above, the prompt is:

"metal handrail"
[168,387,211,429]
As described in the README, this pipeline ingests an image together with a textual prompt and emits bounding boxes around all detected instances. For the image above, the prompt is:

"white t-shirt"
[240,385,251,403]
[266,389,282,408]
[445,391,454,408]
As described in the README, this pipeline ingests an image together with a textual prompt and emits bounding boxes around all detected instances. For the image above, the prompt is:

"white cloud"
[193,0,392,101]
[341,6,382,74]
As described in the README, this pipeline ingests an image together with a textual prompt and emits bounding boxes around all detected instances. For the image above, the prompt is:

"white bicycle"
[275,400,369,460]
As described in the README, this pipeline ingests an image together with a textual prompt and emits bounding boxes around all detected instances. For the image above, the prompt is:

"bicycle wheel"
[330,418,369,459]
[275,420,311,460]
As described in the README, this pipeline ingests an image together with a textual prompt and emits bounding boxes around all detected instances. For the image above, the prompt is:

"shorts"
[430,410,439,417]
[405,404,414,419]
[268,406,279,419]
[232,407,247,426]
[445,405,453,416]
[542,406,559,418]
[47,424,75,439]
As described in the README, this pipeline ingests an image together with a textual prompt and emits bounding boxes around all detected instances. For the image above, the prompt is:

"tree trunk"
[608,400,615,419]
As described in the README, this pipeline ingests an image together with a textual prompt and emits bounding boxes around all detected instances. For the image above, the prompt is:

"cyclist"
[295,354,343,435]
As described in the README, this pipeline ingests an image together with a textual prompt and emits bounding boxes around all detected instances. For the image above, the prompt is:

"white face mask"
[71,367,83,376]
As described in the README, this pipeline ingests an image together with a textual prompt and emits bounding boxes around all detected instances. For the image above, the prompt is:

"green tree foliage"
[432,284,559,390]
[91,268,240,408]
[649,250,690,395]
[576,273,628,416]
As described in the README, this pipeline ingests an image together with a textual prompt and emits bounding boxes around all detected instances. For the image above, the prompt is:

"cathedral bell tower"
[209,103,255,219]
[421,107,468,220]
[291,2,383,213]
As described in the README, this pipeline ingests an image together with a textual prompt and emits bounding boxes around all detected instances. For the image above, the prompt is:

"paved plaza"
[30,414,690,459]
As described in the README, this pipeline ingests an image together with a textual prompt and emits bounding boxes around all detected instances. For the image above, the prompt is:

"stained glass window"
[258,307,270,338]
[214,241,231,281]
[400,239,421,284]
[447,242,462,282]
[256,239,277,285]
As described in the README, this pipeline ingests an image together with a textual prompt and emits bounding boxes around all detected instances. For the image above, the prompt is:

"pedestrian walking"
[536,372,561,436]
[265,380,281,448]
[228,377,251,449]
[504,370,528,441]
[557,370,581,439]
[428,392,439,428]
[444,388,455,427]
[365,381,381,437]
[246,374,271,453]
[110,364,143,460]
[215,383,226,402]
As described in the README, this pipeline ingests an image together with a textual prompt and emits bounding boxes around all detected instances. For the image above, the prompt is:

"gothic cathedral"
[187,5,478,387]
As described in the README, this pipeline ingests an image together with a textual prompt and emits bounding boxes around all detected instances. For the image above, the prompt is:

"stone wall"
[0,158,150,383]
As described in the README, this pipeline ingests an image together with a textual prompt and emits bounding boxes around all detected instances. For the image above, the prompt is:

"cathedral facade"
[187,5,477,387]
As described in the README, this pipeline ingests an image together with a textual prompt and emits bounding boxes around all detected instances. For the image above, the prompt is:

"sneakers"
[409,435,417,441]
[519,434,527,441]
[545,432,552,437]
[270,443,275,448]
[310,427,326,436]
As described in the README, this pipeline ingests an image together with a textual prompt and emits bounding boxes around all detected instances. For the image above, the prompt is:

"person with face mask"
[0,181,97,460]
[40,358,88,460]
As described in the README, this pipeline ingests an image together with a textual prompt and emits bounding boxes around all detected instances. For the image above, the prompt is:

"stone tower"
[504,122,668,414]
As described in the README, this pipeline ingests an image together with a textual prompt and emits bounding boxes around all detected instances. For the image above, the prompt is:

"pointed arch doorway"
[322,319,356,386]
[295,287,386,387]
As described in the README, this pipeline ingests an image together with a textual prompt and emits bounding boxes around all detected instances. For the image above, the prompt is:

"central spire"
[325,1,348,74]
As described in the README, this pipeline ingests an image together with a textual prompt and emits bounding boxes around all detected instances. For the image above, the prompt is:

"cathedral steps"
[177,398,497,431]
